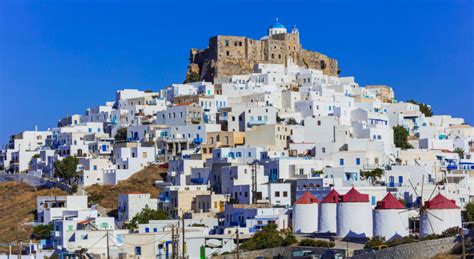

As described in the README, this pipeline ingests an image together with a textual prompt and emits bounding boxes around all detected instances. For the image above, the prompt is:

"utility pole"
[106,230,110,259]
[251,162,257,204]
[171,225,175,259]
[18,242,22,259]
[181,216,186,259]
[460,228,466,259]
[235,229,240,259]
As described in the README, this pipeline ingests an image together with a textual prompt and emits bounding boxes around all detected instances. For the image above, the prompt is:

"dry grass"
[0,182,66,244]
[85,165,166,212]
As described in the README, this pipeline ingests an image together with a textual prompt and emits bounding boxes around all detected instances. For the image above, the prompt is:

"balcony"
[247,120,266,127]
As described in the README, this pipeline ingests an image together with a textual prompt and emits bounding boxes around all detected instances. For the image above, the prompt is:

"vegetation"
[365,227,460,250]
[241,224,296,250]
[32,224,53,240]
[393,125,413,149]
[287,118,298,125]
[299,239,335,248]
[281,231,298,246]
[365,236,415,249]
[54,156,81,185]
[0,182,66,253]
[185,71,200,83]
[126,207,169,230]
[311,170,324,177]
[454,147,465,159]
[420,227,460,241]
[407,99,433,117]
[360,168,384,185]
[85,166,165,212]
[114,127,128,142]
[463,202,474,223]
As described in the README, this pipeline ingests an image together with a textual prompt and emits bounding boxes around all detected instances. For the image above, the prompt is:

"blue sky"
[0,0,473,143]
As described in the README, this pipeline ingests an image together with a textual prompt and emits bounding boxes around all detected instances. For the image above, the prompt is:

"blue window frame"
[398,176,404,184]
[371,196,376,205]
[93,165,97,171]
[145,228,149,233]
[153,228,158,232]
[102,145,107,152]
[339,159,344,166]
[356,158,360,165]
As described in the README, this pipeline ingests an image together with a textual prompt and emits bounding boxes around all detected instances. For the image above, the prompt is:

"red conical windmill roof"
[340,187,369,203]
[426,193,459,209]
[321,189,340,203]
[376,193,405,209]
[294,191,320,205]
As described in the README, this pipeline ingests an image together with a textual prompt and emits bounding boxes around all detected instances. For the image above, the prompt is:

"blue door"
[389,176,395,187]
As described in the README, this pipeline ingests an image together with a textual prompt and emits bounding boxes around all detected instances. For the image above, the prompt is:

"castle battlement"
[187,19,340,82]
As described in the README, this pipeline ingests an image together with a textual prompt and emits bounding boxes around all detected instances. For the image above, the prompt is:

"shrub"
[241,224,283,251]
[71,184,78,193]
[32,224,53,240]
[282,232,298,246]
[126,207,169,230]
[299,239,335,248]
[364,236,386,249]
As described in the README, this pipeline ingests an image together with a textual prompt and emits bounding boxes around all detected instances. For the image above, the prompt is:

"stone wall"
[212,246,346,259]
[352,236,458,259]
[189,32,339,82]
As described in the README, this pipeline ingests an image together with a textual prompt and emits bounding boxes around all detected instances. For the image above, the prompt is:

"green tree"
[464,202,474,222]
[407,99,433,117]
[54,156,81,185]
[393,125,413,149]
[241,224,283,250]
[360,168,384,186]
[32,224,53,240]
[126,207,169,230]
[185,71,200,83]
[114,128,128,142]
[454,147,465,159]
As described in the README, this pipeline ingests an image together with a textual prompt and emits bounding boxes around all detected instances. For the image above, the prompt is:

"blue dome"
[270,19,286,29]
[272,21,286,29]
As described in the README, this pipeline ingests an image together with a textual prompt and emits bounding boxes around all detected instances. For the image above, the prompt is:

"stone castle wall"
[189,32,339,82]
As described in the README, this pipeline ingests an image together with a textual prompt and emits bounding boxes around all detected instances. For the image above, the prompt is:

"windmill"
[399,174,443,236]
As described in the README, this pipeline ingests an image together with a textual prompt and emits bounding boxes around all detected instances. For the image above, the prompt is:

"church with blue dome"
[268,18,288,36]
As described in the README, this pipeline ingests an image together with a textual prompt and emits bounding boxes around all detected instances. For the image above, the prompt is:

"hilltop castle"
[187,19,340,82]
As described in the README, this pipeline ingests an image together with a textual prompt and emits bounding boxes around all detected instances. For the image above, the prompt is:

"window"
[375,157,379,164]
[322,147,326,153]
[356,158,360,165]
[154,228,158,232]
[145,227,150,233]
[317,120,321,126]
[275,191,280,197]
[225,40,229,46]
[226,51,230,56]
[93,165,97,171]
[339,159,344,166]
[135,247,142,256]
[283,191,288,197]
